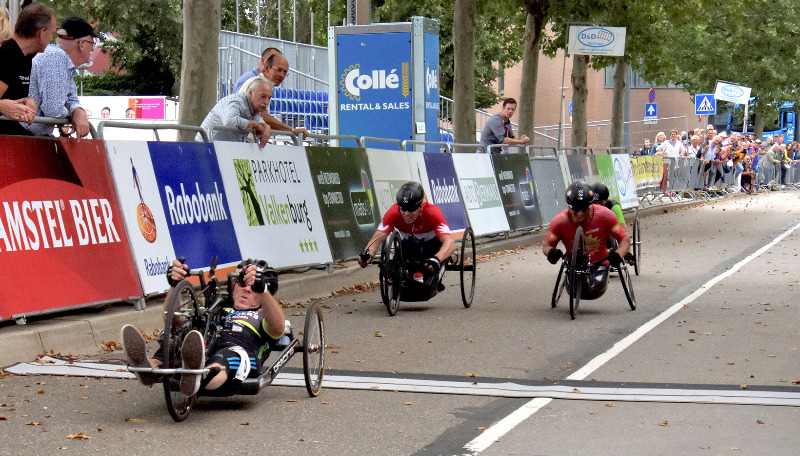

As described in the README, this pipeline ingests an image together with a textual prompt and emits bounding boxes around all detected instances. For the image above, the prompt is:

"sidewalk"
[0,196,710,369]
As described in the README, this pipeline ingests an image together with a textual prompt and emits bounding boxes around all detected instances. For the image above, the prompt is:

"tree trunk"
[178,0,222,142]
[610,56,628,148]
[570,54,589,149]
[517,2,548,144]
[452,0,476,151]
[754,111,764,140]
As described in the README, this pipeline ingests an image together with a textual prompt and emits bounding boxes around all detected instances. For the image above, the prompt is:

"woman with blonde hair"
[654,131,666,150]
[0,7,12,42]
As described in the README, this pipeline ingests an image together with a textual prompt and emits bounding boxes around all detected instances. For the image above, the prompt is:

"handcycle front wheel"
[459,226,476,308]
[162,280,200,422]
[632,211,641,276]
[551,260,566,308]
[380,229,403,316]
[569,227,585,320]
[302,301,325,397]
[619,263,637,311]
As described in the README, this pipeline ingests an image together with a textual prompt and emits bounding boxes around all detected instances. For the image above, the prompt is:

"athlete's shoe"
[180,330,205,396]
[121,324,157,386]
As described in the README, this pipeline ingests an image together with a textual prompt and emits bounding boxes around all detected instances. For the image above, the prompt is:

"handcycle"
[369,226,476,316]
[127,256,325,422]
[550,227,636,320]
[631,210,641,276]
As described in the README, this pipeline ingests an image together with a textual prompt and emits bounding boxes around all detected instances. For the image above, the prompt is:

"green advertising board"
[594,154,622,202]
[306,146,381,261]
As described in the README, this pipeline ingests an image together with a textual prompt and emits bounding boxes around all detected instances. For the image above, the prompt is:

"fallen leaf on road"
[658,421,668,426]
[476,426,486,430]
[124,417,148,424]
[466,373,478,378]
[573,388,581,392]
[26,421,41,426]
[605,403,615,407]
[730,447,739,451]
[240,422,249,425]
[37,390,45,395]
[405,402,413,405]
[741,385,748,389]
[66,433,91,440]
[286,399,297,402]
[0,414,9,420]
[374,331,384,337]
[756,420,764,424]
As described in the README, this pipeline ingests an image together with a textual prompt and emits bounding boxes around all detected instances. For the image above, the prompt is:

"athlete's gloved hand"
[424,257,441,274]
[358,251,372,268]
[252,260,279,295]
[546,248,563,265]
[167,257,187,287]
[608,249,623,268]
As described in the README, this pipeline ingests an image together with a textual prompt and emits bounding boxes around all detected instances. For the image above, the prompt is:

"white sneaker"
[121,324,157,386]
[180,330,205,396]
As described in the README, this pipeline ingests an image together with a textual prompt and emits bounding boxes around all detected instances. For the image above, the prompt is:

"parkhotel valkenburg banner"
[568,26,626,56]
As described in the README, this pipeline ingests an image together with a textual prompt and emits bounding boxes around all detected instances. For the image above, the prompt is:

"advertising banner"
[568,26,627,56]
[530,157,568,224]
[491,154,541,230]
[610,154,639,209]
[306,146,380,261]
[214,142,334,269]
[595,154,622,200]
[409,152,468,233]
[423,32,440,147]
[565,154,585,183]
[365,148,414,215]
[148,142,242,269]
[0,137,141,319]
[106,141,181,294]
[336,32,413,144]
[452,154,508,236]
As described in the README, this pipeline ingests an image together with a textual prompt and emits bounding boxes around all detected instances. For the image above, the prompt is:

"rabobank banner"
[413,152,468,233]
[0,137,141,319]
[337,32,413,144]
[452,154,509,236]
[148,142,241,269]
[306,146,380,261]
[214,142,333,269]
[365,148,415,215]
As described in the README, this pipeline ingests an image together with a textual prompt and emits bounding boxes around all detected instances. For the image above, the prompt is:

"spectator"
[479,97,530,151]
[655,129,687,157]
[199,75,272,147]
[101,106,110,118]
[25,16,103,137]
[125,107,135,119]
[639,138,655,156]
[653,131,666,150]
[732,141,748,190]
[238,52,309,140]
[0,3,56,136]
[687,135,702,159]
[233,46,280,93]
[764,144,782,186]
[741,154,755,193]
[0,7,11,42]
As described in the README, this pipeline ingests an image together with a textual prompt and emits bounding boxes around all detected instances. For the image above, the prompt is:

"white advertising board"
[365,149,415,215]
[612,154,639,209]
[568,26,627,56]
[214,142,333,269]
[452,154,509,236]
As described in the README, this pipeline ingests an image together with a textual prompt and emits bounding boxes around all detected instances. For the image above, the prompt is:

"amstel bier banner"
[0,137,142,319]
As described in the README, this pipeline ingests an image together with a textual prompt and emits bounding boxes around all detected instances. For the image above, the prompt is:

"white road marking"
[463,219,800,454]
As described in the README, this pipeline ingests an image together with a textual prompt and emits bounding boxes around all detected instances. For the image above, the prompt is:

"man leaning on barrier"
[198,75,272,147]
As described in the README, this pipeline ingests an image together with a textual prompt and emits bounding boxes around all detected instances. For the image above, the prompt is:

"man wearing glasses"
[121,259,287,396]
[543,181,630,298]
[25,16,102,137]
[357,182,456,292]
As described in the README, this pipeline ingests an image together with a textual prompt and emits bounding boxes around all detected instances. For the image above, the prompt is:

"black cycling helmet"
[396,181,424,212]
[592,182,610,202]
[565,181,594,212]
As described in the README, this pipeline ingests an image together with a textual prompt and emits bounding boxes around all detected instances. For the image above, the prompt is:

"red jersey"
[378,201,451,242]
[547,205,627,263]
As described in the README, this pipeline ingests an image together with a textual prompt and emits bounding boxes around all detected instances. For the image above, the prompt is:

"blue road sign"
[568,99,573,116]
[695,94,716,115]
[645,103,657,118]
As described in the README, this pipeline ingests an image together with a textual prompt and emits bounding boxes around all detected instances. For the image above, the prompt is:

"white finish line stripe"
[464,220,800,454]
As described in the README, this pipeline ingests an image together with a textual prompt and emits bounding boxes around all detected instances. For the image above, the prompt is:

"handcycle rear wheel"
[459,226,476,308]
[302,301,325,397]
[632,211,641,276]
[380,229,403,316]
[551,260,566,308]
[569,227,585,320]
[619,263,637,311]
[162,280,200,422]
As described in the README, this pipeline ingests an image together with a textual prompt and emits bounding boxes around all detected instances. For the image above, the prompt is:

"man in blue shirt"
[479,98,529,152]
[232,46,280,93]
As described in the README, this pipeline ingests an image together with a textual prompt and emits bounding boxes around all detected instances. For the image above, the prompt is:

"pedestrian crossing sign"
[695,94,716,115]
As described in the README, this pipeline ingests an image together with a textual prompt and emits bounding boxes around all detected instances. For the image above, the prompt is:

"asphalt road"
[1,190,798,455]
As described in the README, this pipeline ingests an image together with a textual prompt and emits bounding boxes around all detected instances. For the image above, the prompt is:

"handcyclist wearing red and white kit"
[358,182,456,288]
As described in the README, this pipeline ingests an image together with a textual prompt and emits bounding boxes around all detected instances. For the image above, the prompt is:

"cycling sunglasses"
[399,204,421,213]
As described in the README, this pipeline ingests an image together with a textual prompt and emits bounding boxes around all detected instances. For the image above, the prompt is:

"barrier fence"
[2,130,798,323]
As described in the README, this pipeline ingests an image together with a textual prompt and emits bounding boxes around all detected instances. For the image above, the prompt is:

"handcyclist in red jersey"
[543,181,631,298]
[358,181,456,292]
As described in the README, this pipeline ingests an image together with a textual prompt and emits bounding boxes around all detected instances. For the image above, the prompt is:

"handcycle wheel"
[380,229,403,316]
[632,211,641,276]
[551,260,566,308]
[162,280,200,422]
[619,263,637,311]
[302,301,325,397]
[569,227,585,320]
[459,226,476,308]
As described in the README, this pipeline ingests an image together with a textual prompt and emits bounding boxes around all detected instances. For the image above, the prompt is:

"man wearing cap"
[0,3,56,136]
[25,16,103,137]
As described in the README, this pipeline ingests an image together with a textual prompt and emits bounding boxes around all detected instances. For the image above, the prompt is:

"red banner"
[0,137,142,319]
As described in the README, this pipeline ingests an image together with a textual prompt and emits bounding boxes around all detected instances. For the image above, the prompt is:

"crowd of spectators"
[638,126,799,193]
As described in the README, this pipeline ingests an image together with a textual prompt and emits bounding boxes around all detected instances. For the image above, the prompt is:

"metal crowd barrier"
[360,136,404,150]
[1,115,99,139]
[305,132,363,148]
[97,121,207,142]
[209,124,300,146]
